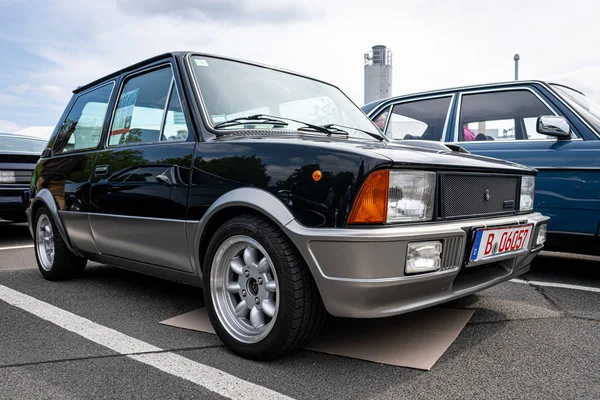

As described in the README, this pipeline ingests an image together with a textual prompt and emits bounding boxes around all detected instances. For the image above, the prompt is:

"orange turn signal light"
[312,170,322,181]
[347,169,389,224]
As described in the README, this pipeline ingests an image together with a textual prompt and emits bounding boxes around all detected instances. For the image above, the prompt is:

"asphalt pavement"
[1,220,599,399]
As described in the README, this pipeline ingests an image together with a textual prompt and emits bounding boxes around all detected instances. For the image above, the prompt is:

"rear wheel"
[203,214,326,360]
[34,206,87,280]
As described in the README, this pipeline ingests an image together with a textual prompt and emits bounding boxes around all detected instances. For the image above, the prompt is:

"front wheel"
[203,214,326,360]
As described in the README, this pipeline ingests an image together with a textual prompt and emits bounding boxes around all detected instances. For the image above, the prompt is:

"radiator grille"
[441,236,463,271]
[442,174,518,219]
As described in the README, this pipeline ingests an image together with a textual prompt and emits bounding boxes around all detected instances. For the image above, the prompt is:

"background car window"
[0,136,47,153]
[386,97,452,141]
[52,83,113,154]
[458,90,556,142]
[162,86,190,141]
[109,67,173,146]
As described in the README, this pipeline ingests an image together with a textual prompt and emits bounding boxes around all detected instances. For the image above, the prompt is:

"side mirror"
[536,116,571,140]
[41,148,52,158]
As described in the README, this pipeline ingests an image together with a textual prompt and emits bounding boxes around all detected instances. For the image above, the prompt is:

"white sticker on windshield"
[194,59,209,67]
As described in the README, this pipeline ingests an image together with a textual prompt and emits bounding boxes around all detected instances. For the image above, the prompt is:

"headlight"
[520,176,535,211]
[347,169,436,224]
[387,170,436,223]
[0,171,16,183]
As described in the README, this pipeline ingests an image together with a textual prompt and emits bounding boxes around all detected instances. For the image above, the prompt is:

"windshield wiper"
[213,114,289,129]
[242,114,348,136]
[212,113,351,137]
[323,123,384,141]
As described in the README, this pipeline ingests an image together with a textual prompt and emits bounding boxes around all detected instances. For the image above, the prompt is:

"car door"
[449,87,600,242]
[89,63,196,272]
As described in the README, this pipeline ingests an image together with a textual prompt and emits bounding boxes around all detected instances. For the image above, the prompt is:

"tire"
[34,206,87,281]
[203,214,326,360]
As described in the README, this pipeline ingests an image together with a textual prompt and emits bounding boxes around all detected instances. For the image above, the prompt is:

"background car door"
[449,88,600,247]
[89,64,196,272]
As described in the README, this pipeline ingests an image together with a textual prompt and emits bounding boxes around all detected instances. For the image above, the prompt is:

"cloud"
[116,0,315,24]
[0,119,23,133]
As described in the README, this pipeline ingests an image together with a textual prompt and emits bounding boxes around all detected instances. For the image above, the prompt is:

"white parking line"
[511,278,600,294]
[0,244,34,251]
[0,284,292,400]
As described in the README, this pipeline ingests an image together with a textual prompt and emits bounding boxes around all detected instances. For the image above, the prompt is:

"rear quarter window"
[52,83,114,155]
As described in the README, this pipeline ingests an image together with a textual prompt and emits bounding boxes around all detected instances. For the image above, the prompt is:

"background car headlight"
[348,169,436,224]
[0,171,16,183]
[520,176,535,211]
[387,171,436,223]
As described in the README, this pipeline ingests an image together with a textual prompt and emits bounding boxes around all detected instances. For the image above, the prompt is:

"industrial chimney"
[364,45,393,104]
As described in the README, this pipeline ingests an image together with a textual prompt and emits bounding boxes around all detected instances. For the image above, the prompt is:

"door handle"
[95,165,109,176]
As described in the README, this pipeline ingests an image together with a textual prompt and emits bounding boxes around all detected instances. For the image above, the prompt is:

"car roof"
[363,80,583,109]
[73,51,334,94]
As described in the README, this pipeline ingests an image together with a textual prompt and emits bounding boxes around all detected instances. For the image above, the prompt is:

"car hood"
[218,134,535,174]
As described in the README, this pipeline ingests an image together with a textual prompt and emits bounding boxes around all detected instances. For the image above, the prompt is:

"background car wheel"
[34,206,87,280]
[203,214,326,360]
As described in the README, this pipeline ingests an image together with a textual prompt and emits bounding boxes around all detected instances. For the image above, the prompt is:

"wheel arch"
[193,188,296,279]
[30,189,83,257]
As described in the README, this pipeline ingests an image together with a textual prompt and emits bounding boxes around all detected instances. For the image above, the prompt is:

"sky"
[1,0,600,133]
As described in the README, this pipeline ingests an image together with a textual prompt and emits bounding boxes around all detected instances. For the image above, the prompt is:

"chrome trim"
[105,63,175,148]
[452,86,560,142]
[29,189,83,257]
[192,188,295,278]
[544,83,600,140]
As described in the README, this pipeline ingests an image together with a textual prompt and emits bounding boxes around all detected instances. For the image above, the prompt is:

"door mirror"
[536,116,571,139]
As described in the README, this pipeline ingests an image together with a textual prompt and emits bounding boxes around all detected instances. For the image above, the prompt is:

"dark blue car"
[363,81,600,255]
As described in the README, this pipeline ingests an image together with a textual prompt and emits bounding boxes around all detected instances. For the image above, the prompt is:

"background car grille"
[441,174,519,219]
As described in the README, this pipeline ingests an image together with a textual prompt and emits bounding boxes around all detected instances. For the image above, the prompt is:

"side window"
[52,83,113,154]
[109,67,174,146]
[458,90,556,142]
[386,96,452,141]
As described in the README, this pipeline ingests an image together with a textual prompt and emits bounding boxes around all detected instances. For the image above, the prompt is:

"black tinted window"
[109,67,174,146]
[458,90,554,141]
[386,97,452,141]
[52,83,113,154]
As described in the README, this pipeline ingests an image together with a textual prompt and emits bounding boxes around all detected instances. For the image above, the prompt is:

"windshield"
[550,84,600,133]
[189,56,383,140]
[0,136,47,153]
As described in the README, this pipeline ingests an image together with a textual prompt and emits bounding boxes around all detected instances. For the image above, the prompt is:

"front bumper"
[284,212,549,318]
[0,186,29,220]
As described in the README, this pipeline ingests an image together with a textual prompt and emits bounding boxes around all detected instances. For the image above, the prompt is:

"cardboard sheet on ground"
[160,307,474,370]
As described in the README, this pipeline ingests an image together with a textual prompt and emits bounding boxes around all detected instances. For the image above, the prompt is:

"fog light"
[406,241,442,274]
[536,224,547,246]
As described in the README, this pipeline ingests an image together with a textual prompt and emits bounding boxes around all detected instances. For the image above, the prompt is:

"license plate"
[469,224,533,262]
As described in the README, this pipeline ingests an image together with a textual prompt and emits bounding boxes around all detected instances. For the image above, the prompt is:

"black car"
[0,134,46,222]
[28,52,549,360]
